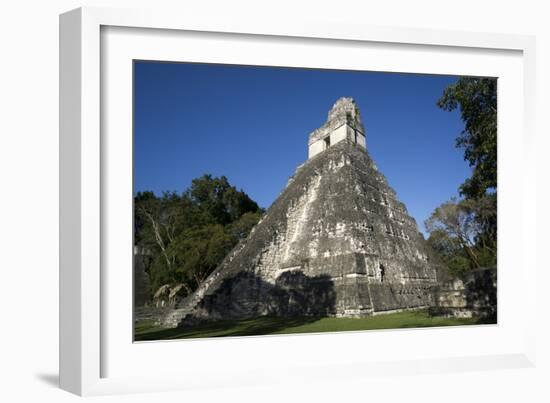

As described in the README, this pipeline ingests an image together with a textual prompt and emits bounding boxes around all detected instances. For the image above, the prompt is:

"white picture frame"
[59,6,537,396]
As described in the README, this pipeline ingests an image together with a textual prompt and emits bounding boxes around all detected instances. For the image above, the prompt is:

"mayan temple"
[163,97,440,327]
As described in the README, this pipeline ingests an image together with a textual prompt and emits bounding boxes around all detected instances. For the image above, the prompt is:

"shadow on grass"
[135,310,492,341]
[135,316,322,341]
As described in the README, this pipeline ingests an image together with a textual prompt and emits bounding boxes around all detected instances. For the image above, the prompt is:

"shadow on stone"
[464,267,497,322]
[181,270,336,327]
[429,266,497,323]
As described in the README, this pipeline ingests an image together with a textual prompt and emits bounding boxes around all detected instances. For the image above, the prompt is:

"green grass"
[134,310,485,341]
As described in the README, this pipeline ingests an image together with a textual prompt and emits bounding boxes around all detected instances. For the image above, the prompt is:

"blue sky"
[134,61,470,237]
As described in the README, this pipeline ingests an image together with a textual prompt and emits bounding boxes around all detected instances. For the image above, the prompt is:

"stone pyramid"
[163,97,439,327]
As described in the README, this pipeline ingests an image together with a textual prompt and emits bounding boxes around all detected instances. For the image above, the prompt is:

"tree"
[437,77,497,199]
[134,175,262,300]
[172,225,236,288]
[185,175,261,225]
[227,211,264,241]
[425,198,482,269]
[428,78,498,276]
[425,197,497,276]
[134,191,181,277]
[426,229,471,277]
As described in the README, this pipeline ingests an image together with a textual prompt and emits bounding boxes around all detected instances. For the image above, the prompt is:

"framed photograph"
[60,7,537,396]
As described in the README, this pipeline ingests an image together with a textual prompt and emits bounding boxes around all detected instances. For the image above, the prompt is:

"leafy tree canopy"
[425,197,496,277]
[427,78,498,277]
[135,175,263,301]
[437,77,497,199]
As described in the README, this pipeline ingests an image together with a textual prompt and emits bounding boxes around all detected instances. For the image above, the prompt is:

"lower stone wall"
[171,271,437,327]
[369,282,434,313]
[135,306,171,322]
[429,266,496,321]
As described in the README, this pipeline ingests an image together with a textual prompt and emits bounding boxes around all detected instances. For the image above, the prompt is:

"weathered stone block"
[430,266,497,320]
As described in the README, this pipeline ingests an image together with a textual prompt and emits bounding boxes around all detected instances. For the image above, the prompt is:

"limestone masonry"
[163,97,441,327]
[308,97,366,158]
[430,266,497,320]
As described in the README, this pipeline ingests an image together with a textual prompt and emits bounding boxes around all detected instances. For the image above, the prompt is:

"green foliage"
[467,192,497,257]
[186,175,260,225]
[227,211,264,241]
[425,197,496,277]
[437,77,497,199]
[135,175,262,298]
[172,225,235,287]
[426,228,470,277]
[428,78,498,277]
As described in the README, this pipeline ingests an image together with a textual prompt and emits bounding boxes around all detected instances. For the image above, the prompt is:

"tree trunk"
[141,208,173,271]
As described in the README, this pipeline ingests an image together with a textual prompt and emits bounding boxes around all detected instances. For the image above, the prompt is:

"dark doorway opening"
[379,263,386,283]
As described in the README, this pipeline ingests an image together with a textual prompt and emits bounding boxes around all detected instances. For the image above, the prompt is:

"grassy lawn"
[135,310,484,341]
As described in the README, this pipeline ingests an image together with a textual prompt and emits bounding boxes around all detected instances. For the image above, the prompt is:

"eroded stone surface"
[308,97,366,158]
[429,267,497,320]
[162,98,440,327]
